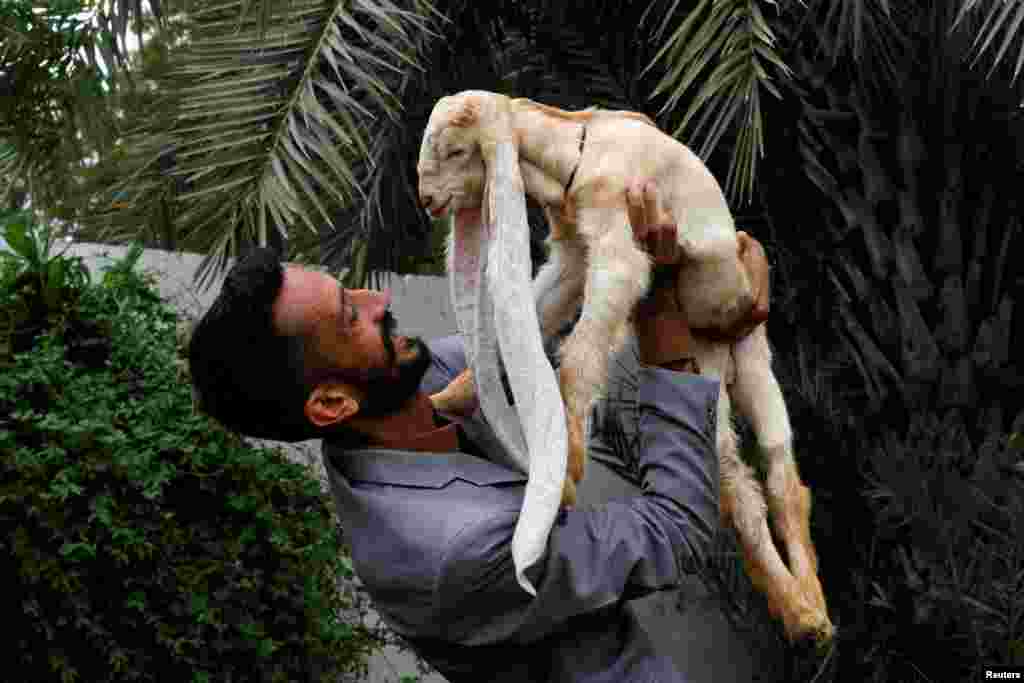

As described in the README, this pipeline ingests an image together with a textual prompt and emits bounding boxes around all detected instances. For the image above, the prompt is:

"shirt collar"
[365,421,461,453]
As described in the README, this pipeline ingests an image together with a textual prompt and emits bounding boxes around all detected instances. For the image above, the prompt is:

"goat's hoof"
[560,478,577,508]
[789,610,835,654]
[429,391,476,418]
[566,418,586,483]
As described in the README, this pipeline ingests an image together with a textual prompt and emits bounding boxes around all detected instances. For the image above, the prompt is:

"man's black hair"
[187,247,366,445]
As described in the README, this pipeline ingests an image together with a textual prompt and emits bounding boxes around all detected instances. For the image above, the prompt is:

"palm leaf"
[643,0,793,205]
[99,0,438,291]
[953,0,1024,82]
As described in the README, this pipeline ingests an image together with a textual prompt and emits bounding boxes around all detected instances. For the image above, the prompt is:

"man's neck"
[348,392,459,453]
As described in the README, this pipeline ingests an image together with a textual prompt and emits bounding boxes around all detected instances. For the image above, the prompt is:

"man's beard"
[353,310,432,417]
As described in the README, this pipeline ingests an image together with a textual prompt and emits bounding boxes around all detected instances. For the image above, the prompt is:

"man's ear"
[305,382,360,428]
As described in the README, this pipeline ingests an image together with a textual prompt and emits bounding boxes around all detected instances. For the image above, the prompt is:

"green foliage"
[0,247,382,681]
[736,4,1024,676]
[644,0,793,204]
[0,209,92,360]
[955,0,1024,82]
[0,0,121,218]
[856,415,1024,681]
[90,0,441,292]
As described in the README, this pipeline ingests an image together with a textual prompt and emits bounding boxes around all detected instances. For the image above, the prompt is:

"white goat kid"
[416,90,833,646]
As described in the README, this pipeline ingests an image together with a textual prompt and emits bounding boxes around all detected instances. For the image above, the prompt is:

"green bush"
[0,247,381,682]
[0,210,93,360]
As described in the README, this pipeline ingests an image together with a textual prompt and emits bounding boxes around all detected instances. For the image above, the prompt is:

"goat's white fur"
[416,91,833,645]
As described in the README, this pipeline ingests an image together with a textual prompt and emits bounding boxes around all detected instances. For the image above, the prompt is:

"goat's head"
[417,90,507,219]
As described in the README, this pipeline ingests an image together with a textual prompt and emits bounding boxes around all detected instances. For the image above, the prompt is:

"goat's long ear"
[482,168,493,229]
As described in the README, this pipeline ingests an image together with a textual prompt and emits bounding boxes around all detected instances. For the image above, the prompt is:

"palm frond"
[496,2,651,110]
[799,0,908,79]
[99,0,438,290]
[643,0,793,205]
[953,0,1024,83]
[0,2,121,218]
[327,89,432,289]
[93,0,174,63]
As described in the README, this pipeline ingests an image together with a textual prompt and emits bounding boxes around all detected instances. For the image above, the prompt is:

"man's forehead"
[272,266,336,337]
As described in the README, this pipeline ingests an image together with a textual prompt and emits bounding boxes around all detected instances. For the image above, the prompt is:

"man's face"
[272,268,431,416]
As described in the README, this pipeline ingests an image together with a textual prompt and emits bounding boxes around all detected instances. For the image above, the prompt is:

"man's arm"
[433,366,719,646]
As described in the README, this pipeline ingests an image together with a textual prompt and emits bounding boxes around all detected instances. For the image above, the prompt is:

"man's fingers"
[738,232,770,314]
[628,180,647,243]
[643,181,663,226]
[652,224,680,265]
[627,179,644,211]
[629,179,682,264]
[751,299,769,326]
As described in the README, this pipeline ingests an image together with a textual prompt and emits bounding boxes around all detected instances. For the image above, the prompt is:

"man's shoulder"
[325,446,525,571]
[323,445,525,640]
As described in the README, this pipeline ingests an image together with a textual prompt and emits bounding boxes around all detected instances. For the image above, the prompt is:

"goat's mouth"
[429,197,452,218]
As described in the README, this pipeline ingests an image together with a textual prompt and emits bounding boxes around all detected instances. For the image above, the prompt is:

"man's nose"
[351,288,391,321]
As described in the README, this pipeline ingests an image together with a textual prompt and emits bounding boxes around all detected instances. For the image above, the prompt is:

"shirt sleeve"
[434,366,721,646]
[420,335,470,396]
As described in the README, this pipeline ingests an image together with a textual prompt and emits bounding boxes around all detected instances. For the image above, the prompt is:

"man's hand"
[627,179,769,332]
[700,232,770,341]
[627,179,681,266]
[626,179,771,368]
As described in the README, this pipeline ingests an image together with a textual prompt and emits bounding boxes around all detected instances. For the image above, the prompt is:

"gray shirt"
[324,335,720,682]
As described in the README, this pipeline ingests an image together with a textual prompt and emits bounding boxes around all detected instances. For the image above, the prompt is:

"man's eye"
[350,304,357,324]
[446,148,466,160]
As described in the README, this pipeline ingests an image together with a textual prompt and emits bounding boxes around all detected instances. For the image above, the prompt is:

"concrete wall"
[66,243,758,683]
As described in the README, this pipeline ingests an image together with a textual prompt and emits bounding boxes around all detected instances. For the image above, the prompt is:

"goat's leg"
[730,325,833,645]
[533,218,588,341]
[532,227,588,505]
[558,209,650,493]
[698,352,819,646]
[430,367,478,417]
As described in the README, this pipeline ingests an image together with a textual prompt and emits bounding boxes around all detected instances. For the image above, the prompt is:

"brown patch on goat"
[451,99,481,128]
